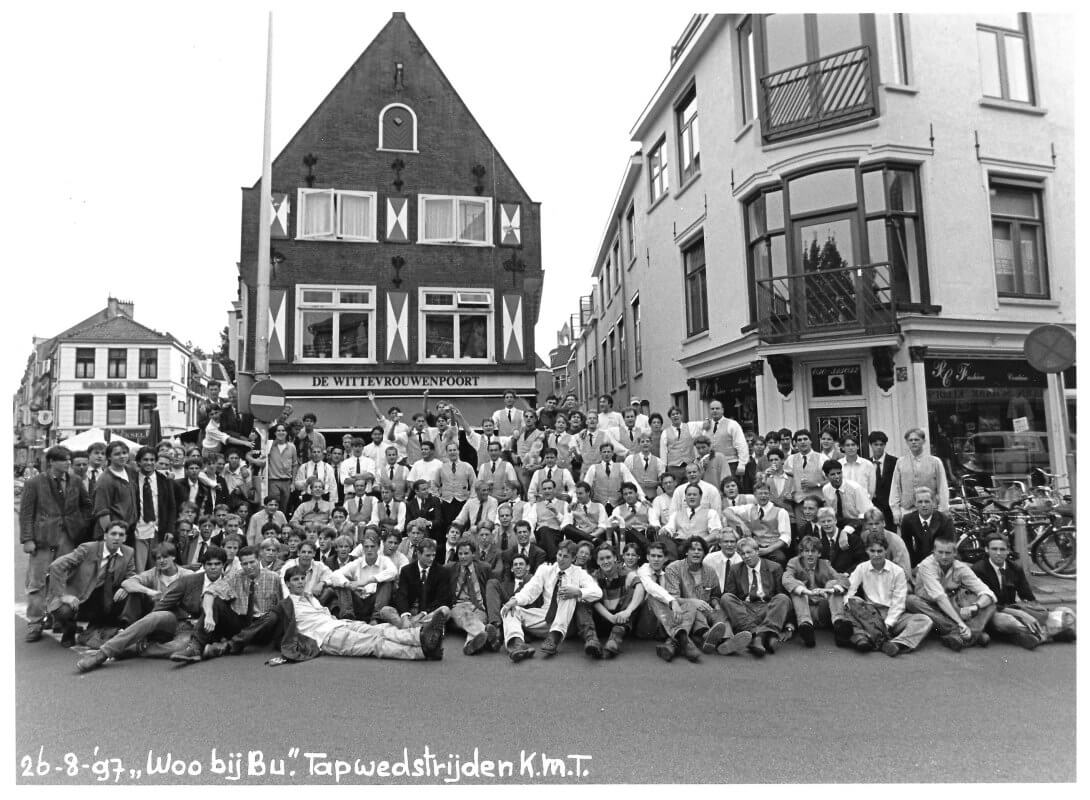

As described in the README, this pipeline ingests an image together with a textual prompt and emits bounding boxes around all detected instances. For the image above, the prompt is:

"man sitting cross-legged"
[500,541,602,662]
[635,540,705,663]
[906,533,996,651]
[584,543,645,658]
[780,535,848,648]
[664,535,733,656]
[720,536,792,657]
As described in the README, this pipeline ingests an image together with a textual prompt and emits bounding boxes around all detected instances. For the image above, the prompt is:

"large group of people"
[18,385,1074,674]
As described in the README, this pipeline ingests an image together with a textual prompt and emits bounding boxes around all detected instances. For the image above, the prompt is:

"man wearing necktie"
[636,541,703,662]
[47,521,136,647]
[721,537,792,657]
[444,541,493,655]
[133,446,177,572]
[500,541,602,662]
[970,535,1054,649]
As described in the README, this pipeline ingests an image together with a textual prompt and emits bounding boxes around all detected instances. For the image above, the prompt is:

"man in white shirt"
[492,390,525,438]
[407,441,443,489]
[477,440,519,499]
[624,434,664,499]
[522,479,568,561]
[366,393,410,462]
[559,482,608,546]
[341,437,377,497]
[278,541,333,598]
[581,443,644,510]
[500,541,603,662]
[293,447,336,499]
[703,400,750,478]
[703,529,743,593]
[649,473,678,535]
[838,435,876,498]
[663,485,724,554]
[671,463,722,514]
[821,460,874,525]
[595,395,626,440]
[527,448,576,502]
[837,531,933,655]
[615,406,650,452]
[636,540,704,662]
[330,534,398,622]
[733,483,792,565]
[291,478,334,525]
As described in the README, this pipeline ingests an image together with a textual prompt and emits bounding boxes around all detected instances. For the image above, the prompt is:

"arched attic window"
[378,103,418,152]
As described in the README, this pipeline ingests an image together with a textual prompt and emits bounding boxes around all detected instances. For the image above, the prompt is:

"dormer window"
[379,103,418,152]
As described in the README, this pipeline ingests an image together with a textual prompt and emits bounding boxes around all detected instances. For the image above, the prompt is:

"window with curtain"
[419,288,494,361]
[297,189,376,241]
[107,349,127,379]
[990,181,1048,298]
[295,285,376,361]
[419,195,492,244]
[737,16,758,124]
[74,395,93,427]
[107,395,126,425]
[75,348,95,379]
[138,349,158,379]
[631,295,643,375]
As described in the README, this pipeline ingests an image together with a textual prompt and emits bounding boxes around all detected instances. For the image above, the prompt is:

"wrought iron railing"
[755,262,898,343]
[761,45,877,142]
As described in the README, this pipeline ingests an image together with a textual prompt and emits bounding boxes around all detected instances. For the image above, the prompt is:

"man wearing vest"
[527,447,576,502]
[785,429,828,525]
[624,434,664,499]
[522,479,568,561]
[606,482,655,553]
[733,482,792,566]
[703,400,750,480]
[559,482,608,547]
[659,406,702,484]
[581,443,643,513]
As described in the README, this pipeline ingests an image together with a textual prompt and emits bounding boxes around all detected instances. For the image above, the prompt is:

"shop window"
[107,349,126,379]
[295,285,377,362]
[74,395,93,427]
[675,86,700,183]
[977,14,1034,103]
[648,136,669,204]
[631,295,643,375]
[418,195,492,245]
[75,348,95,379]
[138,349,158,379]
[419,288,493,362]
[989,180,1048,298]
[107,394,126,426]
[378,103,418,152]
[297,189,378,241]
[138,394,157,425]
[683,237,708,336]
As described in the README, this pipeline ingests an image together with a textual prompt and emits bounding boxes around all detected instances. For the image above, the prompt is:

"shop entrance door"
[810,407,868,446]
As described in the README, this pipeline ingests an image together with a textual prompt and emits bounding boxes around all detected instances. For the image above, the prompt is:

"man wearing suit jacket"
[899,487,955,566]
[780,535,849,647]
[174,458,209,513]
[720,537,792,657]
[20,445,93,641]
[444,540,495,655]
[869,431,899,530]
[47,521,136,646]
[971,535,1045,649]
[495,522,547,579]
[92,441,139,536]
[484,553,535,651]
[76,548,224,673]
[388,538,451,623]
[132,446,177,572]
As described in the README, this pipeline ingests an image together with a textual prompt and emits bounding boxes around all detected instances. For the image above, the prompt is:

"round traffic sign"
[249,379,286,422]
[1024,324,1076,374]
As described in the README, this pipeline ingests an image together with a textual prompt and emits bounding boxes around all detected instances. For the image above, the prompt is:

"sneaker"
[485,623,503,652]
[507,639,535,663]
[716,630,753,656]
[463,629,488,656]
[940,633,965,652]
[76,650,109,673]
[799,623,816,648]
[833,619,854,648]
[1014,632,1040,650]
[540,631,562,658]
[25,625,43,643]
[655,639,676,663]
[420,608,449,660]
[880,641,901,657]
[701,621,729,654]
[170,643,203,664]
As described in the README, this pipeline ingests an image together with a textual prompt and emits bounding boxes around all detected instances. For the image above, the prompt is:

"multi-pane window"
[295,285,377,361]
[107,349,127,379]
[419,288,493,361]
[297,189,378,241]
[138,349,158,379]
[138,394,157,425]
[990,181,1048,298]
[617,319,627,385]
[75,348,95,379]
[74,395,93,427]
[683,238,709,336]
[625,205,636,263]
[419,195,492,245]
[676,87,700,182]
[977,14,1034,103]
[737,16,758,124]
[631,296,643,375]
[648,137,669,204]
[107,394,126,425]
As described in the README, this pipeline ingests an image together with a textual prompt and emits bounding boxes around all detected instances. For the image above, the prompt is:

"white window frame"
[417,287,495,363]
[294,284,378,364]
[296,189,378,242]
[417,194,493,246]
[377,102,419,153]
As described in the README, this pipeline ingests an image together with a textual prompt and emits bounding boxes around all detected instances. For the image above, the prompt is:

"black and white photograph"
[4,0,1081,789]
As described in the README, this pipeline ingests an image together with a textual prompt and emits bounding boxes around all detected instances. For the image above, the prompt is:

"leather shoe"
[25,625,43,643]
[881,641,901,657]
[227,637,246,655]
[485,623,502,652]
[655,639,676,663]
[420,608,448,660]
[833,619,854,648]
[716,630,753,656]
[763,633,779,654]
[170,643,203,663]
[940,633,965,652]
[540,631,562,657]
[60,626,77,648]
[583,637,603,659]
[204,641,230,659]
[463,629,488,656]
[507,639,535,662]
[747,637,766,657]
[701,621,729,654]
[76,650,109,673]
[799,623,816,648]
[603,625,624,658]
[1014,632,1040,650]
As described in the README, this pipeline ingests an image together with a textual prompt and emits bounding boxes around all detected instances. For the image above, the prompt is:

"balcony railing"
[755,262,898,343]
[760,45,877,142]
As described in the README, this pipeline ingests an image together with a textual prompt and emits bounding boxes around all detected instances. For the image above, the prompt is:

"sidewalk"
[1027,569,1077,607]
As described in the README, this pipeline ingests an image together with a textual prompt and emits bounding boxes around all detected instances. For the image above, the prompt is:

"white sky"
[1,0,695,395]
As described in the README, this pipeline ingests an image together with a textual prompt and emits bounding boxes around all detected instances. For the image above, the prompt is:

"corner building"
[573,13,1074,487]
[236,12,543,433]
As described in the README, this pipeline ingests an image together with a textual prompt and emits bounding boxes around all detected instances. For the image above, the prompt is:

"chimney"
[106,297,134,318]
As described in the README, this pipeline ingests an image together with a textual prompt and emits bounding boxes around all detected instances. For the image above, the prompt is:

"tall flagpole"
[253,11,273,377]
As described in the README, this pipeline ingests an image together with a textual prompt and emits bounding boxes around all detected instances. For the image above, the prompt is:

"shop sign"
[925,359,1046,390]
[81,381,150,390]
[810,365,862,397]
[112,428,149,444]
[277,373,535,392]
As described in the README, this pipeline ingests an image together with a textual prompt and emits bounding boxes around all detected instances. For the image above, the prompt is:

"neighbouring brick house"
[233,12,544,436]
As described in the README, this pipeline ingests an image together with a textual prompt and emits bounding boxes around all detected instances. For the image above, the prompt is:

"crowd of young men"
[18,388,1073,673]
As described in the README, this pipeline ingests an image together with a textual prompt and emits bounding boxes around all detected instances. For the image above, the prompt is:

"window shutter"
[500,203,522,246]
[386,196,409,242]
[501,293,524,362]
[269,289,287,362]
[271,193,290,239]
[386,291,409,362]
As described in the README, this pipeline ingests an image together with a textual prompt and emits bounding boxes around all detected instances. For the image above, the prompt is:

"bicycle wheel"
[1032,525,1076,578]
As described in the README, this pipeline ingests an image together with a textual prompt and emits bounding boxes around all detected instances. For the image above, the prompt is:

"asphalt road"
[12,530,1077,785]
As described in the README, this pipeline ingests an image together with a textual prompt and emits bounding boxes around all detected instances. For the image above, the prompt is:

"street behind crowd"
[13,534,1077,784]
